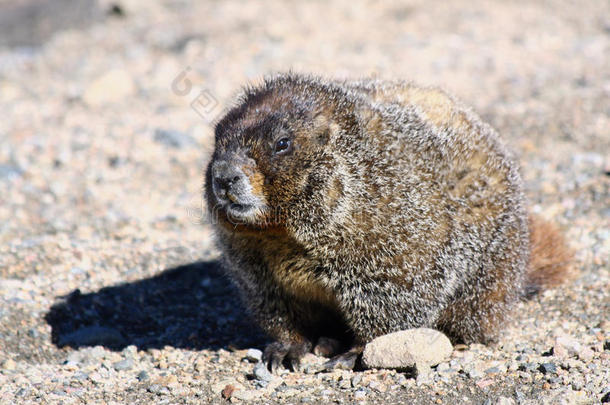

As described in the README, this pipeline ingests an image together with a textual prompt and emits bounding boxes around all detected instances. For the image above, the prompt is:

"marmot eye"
[274,137,291,154]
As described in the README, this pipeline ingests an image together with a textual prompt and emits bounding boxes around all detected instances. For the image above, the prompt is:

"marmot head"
[205,74,357,232]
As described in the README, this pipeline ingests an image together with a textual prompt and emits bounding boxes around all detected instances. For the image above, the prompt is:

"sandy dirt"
[0,0,608,403]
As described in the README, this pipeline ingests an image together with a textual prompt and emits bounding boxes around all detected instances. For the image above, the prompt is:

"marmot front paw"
[263,340,312,372]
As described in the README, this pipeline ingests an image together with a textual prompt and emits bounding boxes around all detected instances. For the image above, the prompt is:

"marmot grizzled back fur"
[204,73,573,371]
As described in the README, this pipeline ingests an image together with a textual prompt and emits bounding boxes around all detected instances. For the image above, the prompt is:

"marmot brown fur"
[204,73,573,371]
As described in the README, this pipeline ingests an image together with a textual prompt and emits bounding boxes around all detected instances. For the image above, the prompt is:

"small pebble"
[253,362,273,383]
[0,164,22,180]
[137,370,150,381]
[154,129,197,149]
[221,384,235,399]
[193,357,206,372]
[354,388,367,401]
[113,358,134,371]
[233,389,259,401]
[416,363,432,384]
[539,362,557,374]
[245,348,263,363]
[519,363,538,373]
[147,384,169,395]
[339,377,351,389]
[485,367,501,375]
[1,359,16,370]
[496,397,516,405]
[73,371,89,381]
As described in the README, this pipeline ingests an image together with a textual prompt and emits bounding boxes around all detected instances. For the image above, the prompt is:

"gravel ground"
[0,0,608,403]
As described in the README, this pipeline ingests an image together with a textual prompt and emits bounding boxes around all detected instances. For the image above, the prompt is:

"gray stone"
[0,164,22,180]
[539,362,557,374]
[362,329,453,370]
[154,129,197,149]
[137,370,150,381]
[73,372,89,381]
[351,374,362,387]
[253,362,273,383]
[113,358,133,371]
[485,366,502,375]
[519,362,538,372]
[147,384,169,395]
[466,364,485,379]
[14,388,28,397]
[396,374,409,386]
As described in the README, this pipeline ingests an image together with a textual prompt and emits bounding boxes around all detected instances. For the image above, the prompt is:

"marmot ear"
[312,114,339,146]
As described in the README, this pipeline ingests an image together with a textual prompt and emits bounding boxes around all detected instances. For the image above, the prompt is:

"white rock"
[362,328,453,370]
[211,379,243,395]
[415,363,432,385]
[244,348,263,363]
[496,396,516,405]
[232,389,260,401]
[354,388,367,400]
[83,69,135,106]
[553,335,581,358]
[1,359,16,370]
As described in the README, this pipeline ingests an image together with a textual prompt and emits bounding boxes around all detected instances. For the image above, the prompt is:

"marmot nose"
[212,161,246,193]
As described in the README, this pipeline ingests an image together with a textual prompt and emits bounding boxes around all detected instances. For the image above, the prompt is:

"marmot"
[204,73,573,371]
